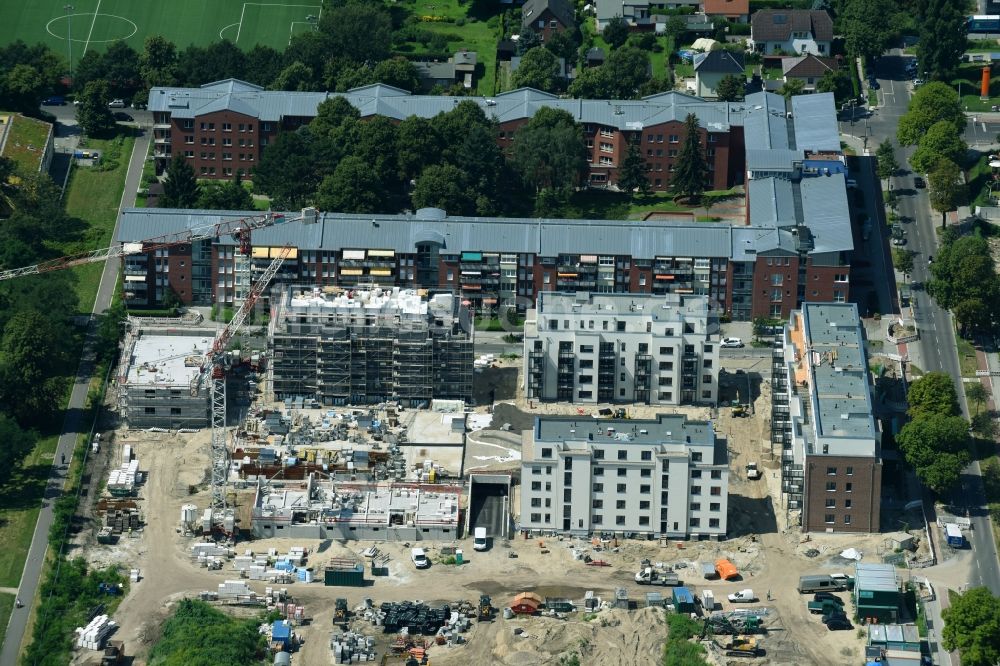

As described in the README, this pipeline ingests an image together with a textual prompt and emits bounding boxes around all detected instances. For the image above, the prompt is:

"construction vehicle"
[745,462,761,480]
[724,635,761,658]
[704,613,766,636]
[732,404,750,418]
[0,208,319,537]
[334,598,349,624]
[634,567,681,586]
[478,594,494,621]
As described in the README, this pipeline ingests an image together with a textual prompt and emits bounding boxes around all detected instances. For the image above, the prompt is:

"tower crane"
[0,206,319,537]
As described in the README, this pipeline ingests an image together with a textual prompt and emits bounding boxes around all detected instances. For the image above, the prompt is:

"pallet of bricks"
[107,445,140,497]
[105,508,141,536]
[330,631,377,663]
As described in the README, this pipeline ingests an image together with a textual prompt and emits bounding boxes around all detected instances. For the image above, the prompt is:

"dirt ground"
[68,371,924,666]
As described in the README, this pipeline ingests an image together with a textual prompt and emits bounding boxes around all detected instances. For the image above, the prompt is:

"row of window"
[183,152,256,162]
[185,136,256,147]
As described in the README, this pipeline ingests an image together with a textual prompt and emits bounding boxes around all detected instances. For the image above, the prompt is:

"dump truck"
[635,567,681,586]
[728,589,756,603]
[724,635,761,658]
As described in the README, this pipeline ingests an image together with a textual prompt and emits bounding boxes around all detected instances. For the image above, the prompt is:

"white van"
[473,527,488,551]
[410,547,429,569]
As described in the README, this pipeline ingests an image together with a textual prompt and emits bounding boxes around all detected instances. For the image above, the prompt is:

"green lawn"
[0,0,324,62]
[0,113,51,174]
[560,189,742,220]
[967,154,996,208]
[956,334,978,377]
[60,133,135,312]
[0,593,13,649]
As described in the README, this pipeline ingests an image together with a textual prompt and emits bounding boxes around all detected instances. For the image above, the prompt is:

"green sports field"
[0,0,323,61]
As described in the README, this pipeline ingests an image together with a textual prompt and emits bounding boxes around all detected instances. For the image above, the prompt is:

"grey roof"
[751,9,834,43]
[742,91,790,150]
[534,413,715,449]
[748,178,797,227]
[536,292,711,320]
[781,54,837,78]
[150,81,748,133]
[413,61,457,81]
[522,0,576,29]
[799,172,852,253]
[596,0,648,21]
[854,562,901,594]
[746,148,801,171]
[693,50,745,74]
[791,93,840,152]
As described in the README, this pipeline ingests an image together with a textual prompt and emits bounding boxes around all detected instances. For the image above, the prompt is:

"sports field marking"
[82,0,103,56]
[235,3,247,44]
[232,2,322,45]
[45,12,137,46]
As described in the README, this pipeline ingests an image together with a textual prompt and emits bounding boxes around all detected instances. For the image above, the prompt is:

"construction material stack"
[75,615,117,650]
[330,631,376,663]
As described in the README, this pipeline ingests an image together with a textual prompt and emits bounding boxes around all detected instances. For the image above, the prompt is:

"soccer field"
[0,0,323,62]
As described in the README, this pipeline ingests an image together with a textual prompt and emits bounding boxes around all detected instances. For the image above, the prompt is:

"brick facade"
[802,456,881,533]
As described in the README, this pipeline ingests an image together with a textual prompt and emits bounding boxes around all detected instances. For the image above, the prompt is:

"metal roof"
[792,93,840,152]
[748,178,797,227]
[742,92,790,150]
[799,172,853,253]
[746,148,800,171]
[534,413,715,448]
[854,563,901,594]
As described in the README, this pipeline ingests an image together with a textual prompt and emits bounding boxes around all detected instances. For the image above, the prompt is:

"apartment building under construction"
[268,286,473,407]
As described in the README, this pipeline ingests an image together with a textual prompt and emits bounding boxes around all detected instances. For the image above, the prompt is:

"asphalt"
[0,111,149,666]
[867,51,1000,665]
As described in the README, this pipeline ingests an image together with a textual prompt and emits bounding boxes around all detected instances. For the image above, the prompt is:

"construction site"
[268,286,474,407]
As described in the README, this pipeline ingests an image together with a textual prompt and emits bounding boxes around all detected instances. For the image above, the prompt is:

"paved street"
[0,112,150,665]
[868,51,1000,665]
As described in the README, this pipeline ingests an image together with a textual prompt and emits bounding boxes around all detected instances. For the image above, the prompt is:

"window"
[833,290,846,303]
[599,156,613,166]
[641,451,651,461]
[669,134,679,143]
[616,516,626,525]
[639,484,650,494]
[771,273,783,286]
[824,514,835,524]
[702,374,712,383]
[593,483,603,492]
[692,452,702,462]
[639,275,646,286]
[835,273,848,282]
[184,150,194,158]
[846,466,854,476]
[826,481,836,491]
[617,450,628,461]
[708,518,719,528]
[617,467,627,477]
[710,470,722,479]
[709,502,720,512]
[616,483,627,492]
[531,498,541,507]
[592,514,603,524]
[531,482,541,491]
[223,138,232,146]
[541,448,552,459]
[184,135,194,144]
[640,468,651,477]
[825,498,836,508]
[531,513,542,522]
[844,514,852,524]
[690,503,701,511]
[616,500,626,509]
[594,467,604,476]
[845,483,853,492]
[690,517,700,527]
[827,467,837,475]
[222,123,232,131]
[639,516,650,526]
[710,486,721,496]
[844,499,852,508]
[691,470,702,479]
[691,485,701,495]
[600,142,613,153]
[593,449,605,460]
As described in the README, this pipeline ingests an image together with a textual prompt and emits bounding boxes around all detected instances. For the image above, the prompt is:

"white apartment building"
[519,414,729,540]
[524,292,719,405]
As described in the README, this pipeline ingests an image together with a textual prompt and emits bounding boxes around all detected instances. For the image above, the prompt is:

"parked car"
[826,617,853,631]
[113,112,133,122]
[822,610,849,625]
[721,337,744,348]
[410,548,429,569]
[813,592,843,605]
[892,236,907,246]
[109,99,126,108]
[914,176,926,189]
[42,96,65,106]
[131,101,147,110]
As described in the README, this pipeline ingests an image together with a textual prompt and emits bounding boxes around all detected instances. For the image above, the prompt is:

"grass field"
[0,0,324,62]
[0,593,13,649]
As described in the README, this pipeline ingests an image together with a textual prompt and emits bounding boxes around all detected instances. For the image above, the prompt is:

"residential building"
[595,0,672,33]
[125,93,854,322]
[693,50,745,99]
[781,54,838,93]
[749,9,834,56]
[773,303,882,534]
[413,51,477,91]
[519,413,729,539]
[521,0,576,41]
[703,0,749,23]
[268,287,473,406]
[0,112,54,174]
[523,292,719,405]
[149,80,742,191]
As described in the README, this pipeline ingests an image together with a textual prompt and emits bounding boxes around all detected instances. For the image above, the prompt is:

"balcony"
[124,264,147,276]
[153,123,171,130]
[154,137,171,145]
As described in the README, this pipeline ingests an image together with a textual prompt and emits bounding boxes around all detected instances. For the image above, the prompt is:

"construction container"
[714,558,739,580]
[672,587,695,613]
[324,559,365,587]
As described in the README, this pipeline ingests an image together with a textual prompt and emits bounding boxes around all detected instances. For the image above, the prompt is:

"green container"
[324,563,365,587]
[456,549,464,565]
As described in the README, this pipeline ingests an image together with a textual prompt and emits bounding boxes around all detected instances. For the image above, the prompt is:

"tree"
[603,17,630,50]
[197,176,254,211]
[101,41,141,98]
[3,64,49,113]
[603,47,652,98]
[75,79,116,137]
[664,16,687,43]
[372,58,421,93]
[176,41,245,87]
[942,587,1000,665]
[0,41,64,110]
[160,155,199,209]
[244,45,284,87]
[509,107,588,192]
[927,158,965,228]
[318,3,392,64]
[896,413,971,493]
[672,113,708,201]
[516,28,542,56]
[953,297,994,337]
[253,127,333,209]
[841,0,898,63]
[875,139,898,185]
[910,120,968,174]
[617,138,650,197]
[0,310,68,426]
[396,116,443,182]
[928,235,996,309]
[815,69,853,105]
[971,411,997,440]
[271,61,315,91]
[896,82,964,146]
[917,0,967,82]
[715,74,745,102]
[140,35,178,89]
[511,47,562,93]
[544,30,580,63]
[892,248,914,279]
[966,382,990,415]
[0,414,34,487]
[411,164,476,215]
[315,156,385,213]
[778,77,805,99]
[906,371,960,418]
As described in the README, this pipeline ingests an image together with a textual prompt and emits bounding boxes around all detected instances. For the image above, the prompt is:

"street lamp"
[64,5,74,79]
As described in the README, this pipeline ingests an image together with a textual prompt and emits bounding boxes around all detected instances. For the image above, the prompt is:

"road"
[0,112,149,666]
[870,52,1000,663]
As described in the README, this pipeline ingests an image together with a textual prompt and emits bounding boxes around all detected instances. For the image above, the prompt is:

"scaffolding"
[269,287,473,407]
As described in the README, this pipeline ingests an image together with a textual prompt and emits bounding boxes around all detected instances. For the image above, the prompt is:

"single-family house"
[595,0,653,32]
[412,51,478,91]
[781,54,838,92]
[704,0,749,23]
[749,9,833,56]
[693,50,745,99]
[585,47,606,67]
[522,0,576,42]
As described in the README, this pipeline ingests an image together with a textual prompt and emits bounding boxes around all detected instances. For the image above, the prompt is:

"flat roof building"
[267,286,473,407]
[520,414,728,539]
[774,303,882,532]
[524,292,719,405]
[118,330,214,429]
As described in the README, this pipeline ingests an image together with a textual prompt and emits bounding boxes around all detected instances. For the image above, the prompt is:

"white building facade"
[519,414,729,540]
[524,292,719,405]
